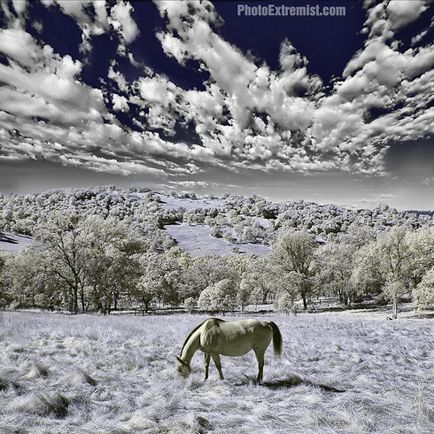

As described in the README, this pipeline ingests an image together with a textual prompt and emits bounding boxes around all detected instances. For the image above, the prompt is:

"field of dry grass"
[0,311,433,433]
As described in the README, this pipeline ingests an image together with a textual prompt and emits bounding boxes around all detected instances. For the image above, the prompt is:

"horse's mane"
[180,318,224,355]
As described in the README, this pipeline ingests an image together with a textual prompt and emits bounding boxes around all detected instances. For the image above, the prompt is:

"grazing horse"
[176,318,282,382]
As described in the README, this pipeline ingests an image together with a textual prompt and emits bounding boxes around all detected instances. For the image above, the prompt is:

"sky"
[0,0,433,210]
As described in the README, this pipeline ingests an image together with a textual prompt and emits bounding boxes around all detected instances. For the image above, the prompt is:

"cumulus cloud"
[0,0,433,182]
[386,0,428,30]
[109,0,139,44]
[0,18,203,178]
[0,28,105,126]
[150,0,324,171]
[41,0,139,52]
[12,0,27,16]
[112,94,129,112]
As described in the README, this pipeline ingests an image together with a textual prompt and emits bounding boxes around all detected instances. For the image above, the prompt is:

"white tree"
[198,284,220,312]
[133,252,164,313]
[33,213,88,314]
[315,239,358,305]
[275,292,296,315]
[237,279,252,311]
[353,227,412,318]
[408,227,434,288]
[184,297,196,313]
[271,230,316,310]
[83,215,144,314]
[198,278,238,312]
[414,267,434,310]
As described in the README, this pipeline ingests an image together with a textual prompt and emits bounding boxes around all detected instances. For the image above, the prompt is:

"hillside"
[0,187,432,257]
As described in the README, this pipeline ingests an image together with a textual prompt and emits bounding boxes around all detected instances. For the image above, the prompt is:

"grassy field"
[0,311,433,433]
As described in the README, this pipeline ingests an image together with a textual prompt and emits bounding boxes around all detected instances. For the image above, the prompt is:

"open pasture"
[0,311,433,433]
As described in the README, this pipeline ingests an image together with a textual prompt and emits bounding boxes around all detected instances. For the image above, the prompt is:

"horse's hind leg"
[204,353,211,381]
[254,349,265,383]
[211,353,224,380]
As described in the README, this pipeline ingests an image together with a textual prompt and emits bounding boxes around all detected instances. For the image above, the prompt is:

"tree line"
[0,211,432,317]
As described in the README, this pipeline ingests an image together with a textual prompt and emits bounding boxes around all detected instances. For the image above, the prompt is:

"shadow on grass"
[235,375,345,393]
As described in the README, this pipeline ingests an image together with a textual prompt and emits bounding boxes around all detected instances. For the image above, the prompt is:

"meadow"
[0,311,433,434]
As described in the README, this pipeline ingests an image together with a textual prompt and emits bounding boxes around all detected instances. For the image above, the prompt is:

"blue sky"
[0,0,433,209]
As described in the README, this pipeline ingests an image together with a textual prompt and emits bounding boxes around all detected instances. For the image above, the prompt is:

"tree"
[315,239,358,305]
[31,212,144,314]
[238,258,278,307]
[407,227,434,288]
[131,251,165,313]
[0,252,12,308]
[5,247,62,310]
[157,248,187,307]
[34,213,88,314]
[198,279,238,312]
[271,230,316,310]
[353,227,412,318]
[83,216,144,314]
[237,279,252,312]
[413,267,434,310]
[181,256,233,299]
[352,243,386,298]
[184,297,196,313]
[275,292,296,315]
[384,280,407,319]
[198,284,220,313]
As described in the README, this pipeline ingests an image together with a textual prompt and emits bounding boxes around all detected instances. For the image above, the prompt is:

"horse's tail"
[268,321,282,356]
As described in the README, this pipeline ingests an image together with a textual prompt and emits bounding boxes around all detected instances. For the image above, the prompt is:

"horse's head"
[176,356,191,378]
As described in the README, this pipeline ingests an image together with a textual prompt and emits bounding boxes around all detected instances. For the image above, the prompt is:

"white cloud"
[386,0,427,30]
[156,32,187,64]
[12,0,27,16]
[112,94,129,112]
[108,65,129,92]
[0,27,37,66]
[41,1,139,52]
[1,0,433,182]
[411,29,428,46]
[109,0,139,44]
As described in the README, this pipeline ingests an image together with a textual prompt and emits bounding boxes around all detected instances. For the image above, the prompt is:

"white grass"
[165,223,270,257]
[156,194,223,211]
[0,311,433,433]
[0,232,33,253]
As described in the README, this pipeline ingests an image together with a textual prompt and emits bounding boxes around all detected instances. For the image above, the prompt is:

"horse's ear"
[176,356,186,365]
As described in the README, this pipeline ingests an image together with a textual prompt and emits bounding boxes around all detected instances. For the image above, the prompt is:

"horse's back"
[204,318,271,334]
[199,318,273,356]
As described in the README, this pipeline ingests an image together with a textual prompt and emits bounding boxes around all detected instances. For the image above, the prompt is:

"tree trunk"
[72,286,79,314]
[302,295,307,311]
[80,287,85,313]
[392,297,398,319]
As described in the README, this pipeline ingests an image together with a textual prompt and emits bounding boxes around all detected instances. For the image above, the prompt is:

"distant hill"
[0,187,432,256]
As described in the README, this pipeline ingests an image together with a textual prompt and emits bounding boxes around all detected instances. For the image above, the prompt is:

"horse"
[176,318,282,382]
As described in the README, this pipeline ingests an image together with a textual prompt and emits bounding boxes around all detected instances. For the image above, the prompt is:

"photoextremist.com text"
[237,3,347,17]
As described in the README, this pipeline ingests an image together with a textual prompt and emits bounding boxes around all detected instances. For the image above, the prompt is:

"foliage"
[198,278,238,312]
[184,297,196,313]
[352,227,413,317]
[0,187,433,314]
[271,230,317,310]
[413,267,434,309]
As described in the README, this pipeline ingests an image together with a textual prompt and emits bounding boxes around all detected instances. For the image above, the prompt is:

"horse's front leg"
[211,353,224,380]
[204,353,211,381]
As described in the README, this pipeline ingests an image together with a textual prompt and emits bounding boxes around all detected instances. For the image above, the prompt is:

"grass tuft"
[26,363,49,379]
[12,393,69,418]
